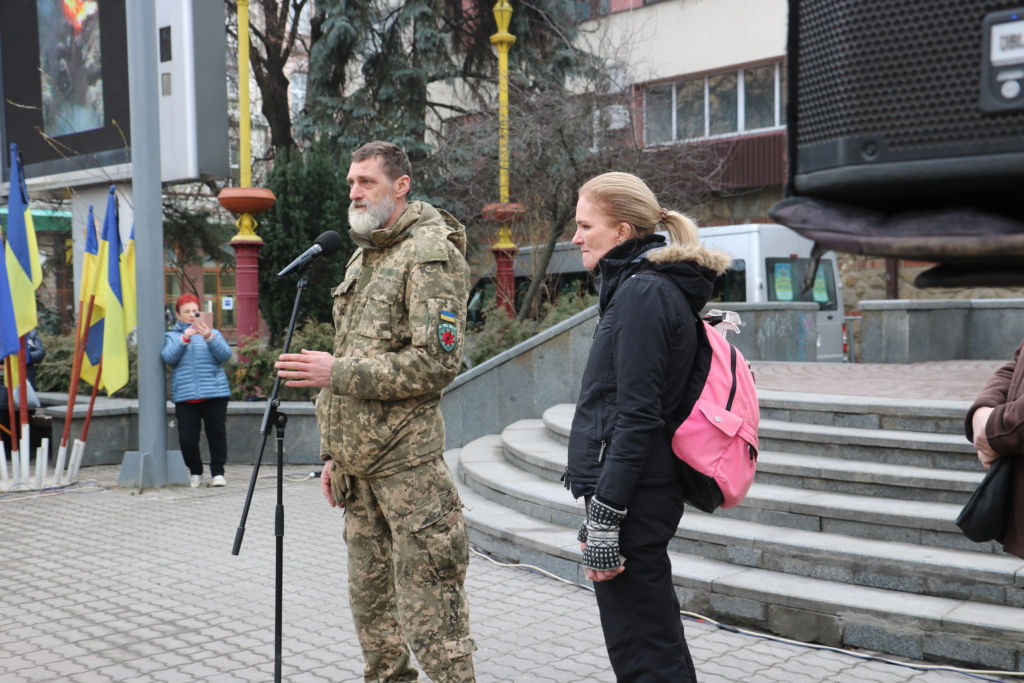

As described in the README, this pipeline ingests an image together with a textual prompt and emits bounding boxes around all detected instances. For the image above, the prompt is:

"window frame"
[644,61,786,146]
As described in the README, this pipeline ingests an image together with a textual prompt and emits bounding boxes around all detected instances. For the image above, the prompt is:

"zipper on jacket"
[598,440,606,462]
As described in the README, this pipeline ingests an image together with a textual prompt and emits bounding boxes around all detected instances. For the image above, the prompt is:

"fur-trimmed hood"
[646,242,732,275]
[595,234,728,315]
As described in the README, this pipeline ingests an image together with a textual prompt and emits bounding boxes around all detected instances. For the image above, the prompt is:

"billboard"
[0,0,228,188]
[0,0,131,183]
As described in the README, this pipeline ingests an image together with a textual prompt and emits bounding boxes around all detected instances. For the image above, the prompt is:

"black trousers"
[594,484,697,683]
[175,398,229,477]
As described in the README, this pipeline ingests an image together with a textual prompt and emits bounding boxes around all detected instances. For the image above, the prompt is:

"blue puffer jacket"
[162,321,233,403]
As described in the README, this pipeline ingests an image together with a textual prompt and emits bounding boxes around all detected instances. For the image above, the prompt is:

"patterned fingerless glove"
[581,498,626,571]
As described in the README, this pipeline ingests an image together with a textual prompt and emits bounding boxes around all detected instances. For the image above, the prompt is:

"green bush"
[228,318,336,402]
[463,287,598,369]
[33,334,140,398]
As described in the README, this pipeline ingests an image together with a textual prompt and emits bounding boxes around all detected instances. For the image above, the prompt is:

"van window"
[711,259,746,303]
[765,258,838,311]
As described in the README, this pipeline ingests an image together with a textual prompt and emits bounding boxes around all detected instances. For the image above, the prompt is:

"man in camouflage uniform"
[276,142,475,683]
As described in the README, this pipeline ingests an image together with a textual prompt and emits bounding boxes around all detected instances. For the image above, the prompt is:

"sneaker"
[189,474,202,488]
[211,475,226,487]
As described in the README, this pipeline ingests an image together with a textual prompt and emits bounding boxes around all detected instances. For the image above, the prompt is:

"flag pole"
[69,360,103,484]
[5,357,20,483]
[55,296,96,485]
[17,335,28,431]
[81,360,102,443]
[17,337,29,483]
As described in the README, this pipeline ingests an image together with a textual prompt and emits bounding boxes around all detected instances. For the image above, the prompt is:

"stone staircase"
[447,390,1024,672]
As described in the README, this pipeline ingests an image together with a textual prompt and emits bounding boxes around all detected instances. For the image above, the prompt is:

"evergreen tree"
[258,144,356,345]
[297,0,587,200]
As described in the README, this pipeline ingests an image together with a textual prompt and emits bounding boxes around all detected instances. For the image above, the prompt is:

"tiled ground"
[0,463,1013,683]
[750,360,1004,401]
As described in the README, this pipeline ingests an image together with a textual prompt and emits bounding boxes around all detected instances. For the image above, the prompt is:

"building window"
[165,266,237,335]
[644,62,786,144]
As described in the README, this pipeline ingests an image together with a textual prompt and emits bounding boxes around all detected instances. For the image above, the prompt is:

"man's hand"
[579,542,626,582]
[973,407,1001,470]
[321,460,343,508]
[276,349,333,388]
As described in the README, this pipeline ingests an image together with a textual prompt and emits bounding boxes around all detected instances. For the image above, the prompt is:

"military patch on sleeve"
[438,312,457,352]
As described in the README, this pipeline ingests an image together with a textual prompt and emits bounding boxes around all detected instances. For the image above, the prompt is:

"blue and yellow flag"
[3,143,42,337]
[96,187,128,394]
[121,223,137,332]
[78,206,105,387]
[0,232,21,389]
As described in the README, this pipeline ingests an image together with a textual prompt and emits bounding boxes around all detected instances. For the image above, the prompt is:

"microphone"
[277,230,345,277]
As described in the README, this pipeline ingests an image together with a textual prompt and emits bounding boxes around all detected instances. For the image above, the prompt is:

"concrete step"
[757,390,971,436]
[544,403,981,470]
[459,436,1022,604]
[513,417,995,553]
[505,418,984,504]
[448,446,1024,672]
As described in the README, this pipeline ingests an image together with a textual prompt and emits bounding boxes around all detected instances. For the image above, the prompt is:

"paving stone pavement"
[0,463,1016,683]
[750,361,1005,401]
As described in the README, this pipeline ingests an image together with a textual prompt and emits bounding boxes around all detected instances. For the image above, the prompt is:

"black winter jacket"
[565,234,731,508]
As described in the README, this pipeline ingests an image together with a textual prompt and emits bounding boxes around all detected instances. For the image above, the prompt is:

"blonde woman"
[566,172,730,682]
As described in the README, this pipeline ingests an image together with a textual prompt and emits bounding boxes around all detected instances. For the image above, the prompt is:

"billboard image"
[37,0,105,137]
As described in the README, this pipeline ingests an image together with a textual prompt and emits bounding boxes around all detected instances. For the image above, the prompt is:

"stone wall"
[839,256,1024,312]
[860,299,1024,363]
[35,395,321,468]
[441,300,818,450]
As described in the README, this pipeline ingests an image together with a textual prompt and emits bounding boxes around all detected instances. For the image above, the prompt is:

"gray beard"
[348,191,397,248]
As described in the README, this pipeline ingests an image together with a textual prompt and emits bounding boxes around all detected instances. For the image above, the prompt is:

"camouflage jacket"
[316,201,470,478]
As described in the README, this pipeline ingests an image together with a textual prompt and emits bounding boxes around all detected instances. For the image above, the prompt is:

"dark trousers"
[175,398,228,477]
[594,484,697,683]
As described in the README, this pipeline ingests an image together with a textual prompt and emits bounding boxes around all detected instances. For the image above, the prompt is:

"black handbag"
[955,455,1014,543]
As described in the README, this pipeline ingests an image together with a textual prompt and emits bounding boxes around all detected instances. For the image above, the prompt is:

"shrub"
[228,318,336,402]
[463,286,598,369]
[34,334,140,398]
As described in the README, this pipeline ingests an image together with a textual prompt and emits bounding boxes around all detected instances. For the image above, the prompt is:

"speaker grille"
[796,0,1024,152]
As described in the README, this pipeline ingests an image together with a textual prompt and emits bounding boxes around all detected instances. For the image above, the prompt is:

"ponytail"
[659,210,699,247]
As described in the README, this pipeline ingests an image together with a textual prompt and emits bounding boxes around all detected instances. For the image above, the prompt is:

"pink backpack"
[671,315,759,512]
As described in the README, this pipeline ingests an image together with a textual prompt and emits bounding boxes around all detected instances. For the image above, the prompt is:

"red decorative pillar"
[231,240,263,340]
[483,202,526,318]
[218,187,276,341]
[492,246,518,317]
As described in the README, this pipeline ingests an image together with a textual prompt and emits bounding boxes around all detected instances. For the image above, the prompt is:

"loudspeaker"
[788,0,1024,219]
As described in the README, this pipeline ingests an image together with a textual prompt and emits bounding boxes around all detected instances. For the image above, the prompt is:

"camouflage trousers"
[344,455,477,683]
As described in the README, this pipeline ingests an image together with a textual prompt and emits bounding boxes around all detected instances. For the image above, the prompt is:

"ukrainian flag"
[78,206,105,387]
[3,143,42,337]
[96,187,128,394]
[0,232,21,387]
[121,223,137,332]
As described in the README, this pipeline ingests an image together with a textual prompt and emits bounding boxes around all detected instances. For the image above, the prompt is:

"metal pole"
[126,0,168,486]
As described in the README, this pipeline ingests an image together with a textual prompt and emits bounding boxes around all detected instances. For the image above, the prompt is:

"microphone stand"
[232,267,310,683]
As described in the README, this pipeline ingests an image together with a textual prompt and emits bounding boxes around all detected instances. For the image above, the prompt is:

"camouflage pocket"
[335,394,396,463]
[357,278,402,340]
[409,490,469,582]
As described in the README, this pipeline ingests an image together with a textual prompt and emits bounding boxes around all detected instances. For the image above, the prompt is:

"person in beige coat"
[966,339,1024,559]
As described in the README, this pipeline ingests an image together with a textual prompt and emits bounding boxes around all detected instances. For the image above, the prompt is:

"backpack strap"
[726,345,738,412]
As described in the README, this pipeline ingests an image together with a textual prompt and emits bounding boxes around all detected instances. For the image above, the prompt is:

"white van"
[697,224,845,362]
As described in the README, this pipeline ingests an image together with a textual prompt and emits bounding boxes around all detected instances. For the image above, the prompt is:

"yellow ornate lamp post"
[483,0,523,318]
[218,0,275,341]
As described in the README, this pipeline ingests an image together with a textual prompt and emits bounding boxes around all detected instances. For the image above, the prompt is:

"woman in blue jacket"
[162,294,233,488]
